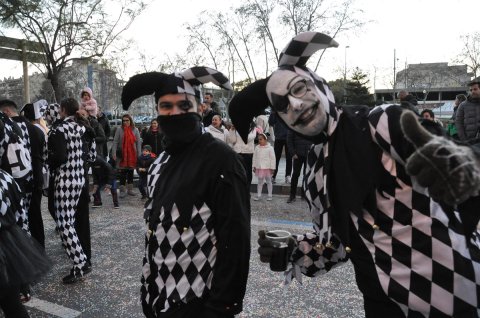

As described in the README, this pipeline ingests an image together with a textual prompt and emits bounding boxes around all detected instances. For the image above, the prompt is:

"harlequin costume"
[47,112,96,282]
[229,32,480,317]
[121,67,250,318]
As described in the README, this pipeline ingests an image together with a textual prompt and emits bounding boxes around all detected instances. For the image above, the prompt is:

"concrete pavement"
[2,190,364,318]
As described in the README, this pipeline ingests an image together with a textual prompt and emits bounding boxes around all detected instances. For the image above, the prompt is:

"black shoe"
[92,202,102,208]
[62,272,80,284]
[83,264,92,275]
[287,196,296,203]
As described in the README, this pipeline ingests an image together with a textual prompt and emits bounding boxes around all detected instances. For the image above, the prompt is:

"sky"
[2,0,479,90]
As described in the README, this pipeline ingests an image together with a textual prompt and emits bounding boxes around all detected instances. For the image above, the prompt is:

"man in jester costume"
[229,32,480,317]
[121,67,250,318]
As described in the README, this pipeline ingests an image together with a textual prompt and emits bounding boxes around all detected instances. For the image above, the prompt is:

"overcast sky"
[2,0,479,90]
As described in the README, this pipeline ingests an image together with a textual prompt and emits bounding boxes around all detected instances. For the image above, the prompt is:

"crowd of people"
[1,31,480,318]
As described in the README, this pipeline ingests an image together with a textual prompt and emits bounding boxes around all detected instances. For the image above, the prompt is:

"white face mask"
[266,69,329,136]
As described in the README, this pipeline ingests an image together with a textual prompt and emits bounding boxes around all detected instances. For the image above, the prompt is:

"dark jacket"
[287,130,313,157]
[141,130,164,156]
[97,112,111,158]
[92,155,115,186]
[136,153,155,177]
[202,109,219,128]
[455,96,480,141]
[268,112,289,140]
[88,116,106,158]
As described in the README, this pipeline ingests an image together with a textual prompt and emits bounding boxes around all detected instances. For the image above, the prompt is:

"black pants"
[238,153,253,187]
[76,183,91,264]
[119,169,134,186]
[290,155,306,198]
[272,139,292,179]
[143,298,233,318]
[28,188,45,248]
[0,285,29,318]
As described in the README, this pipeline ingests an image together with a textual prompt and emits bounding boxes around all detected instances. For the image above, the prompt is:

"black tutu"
[0,225,51,297]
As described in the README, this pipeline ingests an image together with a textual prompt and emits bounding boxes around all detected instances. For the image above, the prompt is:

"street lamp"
[343,45,349,104]
[422,89,427,106]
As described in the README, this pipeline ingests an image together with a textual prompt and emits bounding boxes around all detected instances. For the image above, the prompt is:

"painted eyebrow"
[286,75,301,90]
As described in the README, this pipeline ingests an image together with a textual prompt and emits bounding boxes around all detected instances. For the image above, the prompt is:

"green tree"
[327,78,347,105]
[0,0,146,102]
[345,67,374,106]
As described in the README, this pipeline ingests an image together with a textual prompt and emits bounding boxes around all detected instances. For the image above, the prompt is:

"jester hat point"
[121,67,233,110]
[228,32,339,142]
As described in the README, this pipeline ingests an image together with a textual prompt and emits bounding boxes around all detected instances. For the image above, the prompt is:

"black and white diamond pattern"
[142,202,216,313]
[49,117,88,274]
[44,103,61,124]
[181,66,233,91]
[278,32,339,67]
[289,104,480,316]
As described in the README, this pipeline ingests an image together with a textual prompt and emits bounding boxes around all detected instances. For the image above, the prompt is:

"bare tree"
[185,16,221,70]
[0,0,146,102]
[238,0,280,64]
[455,32,480,79]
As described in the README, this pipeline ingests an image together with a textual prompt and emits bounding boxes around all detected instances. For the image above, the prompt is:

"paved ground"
[2,187,364,318]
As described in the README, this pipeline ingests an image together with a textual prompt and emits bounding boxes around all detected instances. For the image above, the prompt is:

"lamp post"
[343,45,349,105]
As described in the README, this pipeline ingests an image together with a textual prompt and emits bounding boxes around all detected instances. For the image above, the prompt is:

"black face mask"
[157,112,203,155]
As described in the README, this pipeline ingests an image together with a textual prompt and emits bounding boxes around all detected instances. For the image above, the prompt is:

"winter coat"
[268,112,289,140]
[136,153,155,177]
[111,126,141,169]
[142,130,164,156]
[287,130,313,158]
[227,129,256,154]
[455,96,480,141]
[205,125,228,142]
[97,112,111,158]
[80,87,98,117]
[252,143,276,170]
[202,109,220,128]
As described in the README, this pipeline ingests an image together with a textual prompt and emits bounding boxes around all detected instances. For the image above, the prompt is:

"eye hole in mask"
[270,80,309,113]
[158,100,194,112]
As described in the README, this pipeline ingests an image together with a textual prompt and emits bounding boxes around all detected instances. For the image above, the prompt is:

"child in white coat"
[252,133,276,200]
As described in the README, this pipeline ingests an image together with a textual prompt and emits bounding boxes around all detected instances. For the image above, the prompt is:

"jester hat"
[121,67,232,110]
[228,32,339,142]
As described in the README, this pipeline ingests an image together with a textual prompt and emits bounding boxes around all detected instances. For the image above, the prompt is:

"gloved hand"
[258,230,297,271]
[400,111,480,205]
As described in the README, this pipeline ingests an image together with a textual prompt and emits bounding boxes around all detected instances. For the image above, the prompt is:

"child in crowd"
[80,87,98,117]
[136,145,156,199]
[92,155,119,209]
[252,133,276,201]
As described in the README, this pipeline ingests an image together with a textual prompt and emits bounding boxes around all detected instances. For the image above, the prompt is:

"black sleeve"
[287,130,295,155]
[28,125,45,189]
[47,129,67,170]
[91,118,106,145]
[104,119,111,139]
[203,153,250,316]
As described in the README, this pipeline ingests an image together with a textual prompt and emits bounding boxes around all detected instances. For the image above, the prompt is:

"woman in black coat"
[141,119,164,156]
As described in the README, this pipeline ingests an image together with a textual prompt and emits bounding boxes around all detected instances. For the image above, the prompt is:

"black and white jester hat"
[121,67,233,110]
[20,99,48,121]
[228,32,339,142]
[43,103,61,125]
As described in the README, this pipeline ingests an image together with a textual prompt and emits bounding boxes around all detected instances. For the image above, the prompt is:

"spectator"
[202,93,220,128]
[91,155,119,208]
[111,114,141,198]
[252,132,275,201]
[286,129,312,203]
[121,67,250,317]
[227,121,257,187]
[268,112,292,184]
[399,94,419,114]
[136,145,156,199]
[455,79,480,143]
[141,119,164,156]
[205,114,229,142]
[420,109,446,136]
[80,87,98,117]
[96,106,111,159]
[448,94,467,139]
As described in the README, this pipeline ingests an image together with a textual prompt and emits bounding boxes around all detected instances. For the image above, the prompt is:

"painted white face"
[266,69,328,136]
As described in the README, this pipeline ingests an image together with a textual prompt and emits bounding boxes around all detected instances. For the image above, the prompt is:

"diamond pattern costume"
[228,31,480,317]
[122,67,250,317]
[48,116,94,276]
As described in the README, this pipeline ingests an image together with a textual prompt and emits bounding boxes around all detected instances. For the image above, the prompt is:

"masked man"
[229,32,480,317]
[121,67,250,318]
